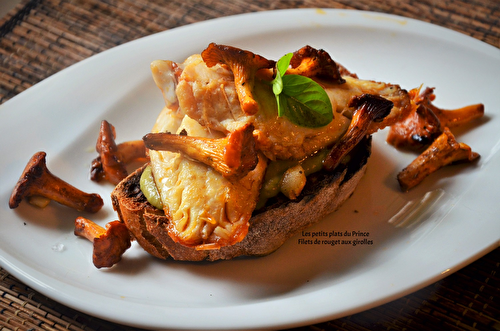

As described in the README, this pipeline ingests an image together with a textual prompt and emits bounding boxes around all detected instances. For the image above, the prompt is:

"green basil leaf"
[271,53,333,127]
[272,72,283,96]
[279,74,333,128]
[271,53,292,115]
[276,53,292,77]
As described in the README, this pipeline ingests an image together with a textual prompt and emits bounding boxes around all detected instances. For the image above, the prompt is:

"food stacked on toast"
[111,44,412,261]
[10,44,483,267]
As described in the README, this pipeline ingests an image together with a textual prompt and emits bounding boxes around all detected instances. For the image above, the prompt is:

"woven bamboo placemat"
[1,1,499,330]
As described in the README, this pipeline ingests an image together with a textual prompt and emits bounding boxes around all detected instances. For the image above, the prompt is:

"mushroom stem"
[9,152,103,213]
[430,102,484,129]
[323,94,393,171]
[74,216,105,241]
[143,123,258,179]
[74,217,131,269]
[420,87,484,129]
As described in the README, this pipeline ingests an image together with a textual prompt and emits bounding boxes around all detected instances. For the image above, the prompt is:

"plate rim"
[1,7,499,330]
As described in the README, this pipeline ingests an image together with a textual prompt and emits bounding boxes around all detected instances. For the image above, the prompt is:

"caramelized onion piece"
[143,123,258,179]
[201,43,274,115]
[323,94,393,171]
[9,152,103,213]
[74,217,131,269]
[91,120,148,184]
[397,127,479,191]
[280,164,307,200]
[288,45,345,84]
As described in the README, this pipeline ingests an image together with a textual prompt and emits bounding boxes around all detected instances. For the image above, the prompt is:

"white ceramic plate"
[0,8,499,331]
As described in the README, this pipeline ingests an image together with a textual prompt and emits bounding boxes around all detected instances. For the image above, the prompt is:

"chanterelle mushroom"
[91,120,147,185]
[74,217,131,269]
[9,151,103,213]
[201,43,275,115]
[387,87,484,150]
[287,45,345,84]
[143,123,258,179]
[386,89,441,149]
[397,127,479,191]
[323,94,394,171]
[419,87,484,129]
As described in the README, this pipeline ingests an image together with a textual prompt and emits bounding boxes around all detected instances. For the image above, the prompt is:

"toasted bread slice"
[111,136,371,261]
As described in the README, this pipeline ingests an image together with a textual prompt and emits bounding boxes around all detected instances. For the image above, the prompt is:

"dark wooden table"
[1,1,499,330]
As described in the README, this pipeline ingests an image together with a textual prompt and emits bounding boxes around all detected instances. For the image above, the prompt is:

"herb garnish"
[271,53,333,128]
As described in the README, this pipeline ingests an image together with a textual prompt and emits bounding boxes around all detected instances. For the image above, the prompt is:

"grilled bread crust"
[111,136,371,261]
